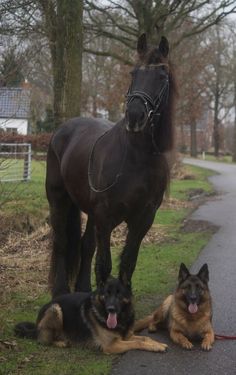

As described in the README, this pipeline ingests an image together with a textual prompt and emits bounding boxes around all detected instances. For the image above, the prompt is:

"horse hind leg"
[46,146,81,297]
[48,197,81,297]
[74,215,96,292]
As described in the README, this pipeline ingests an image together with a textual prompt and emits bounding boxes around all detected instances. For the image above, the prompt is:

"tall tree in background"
[1,0,84,128]
[38,0,83,127]
[233,46,236,162]
[84,0,236,63]
[0,48,24,87]
[202,24,232,157]
[174,30,209,157]
[213,26,222,157]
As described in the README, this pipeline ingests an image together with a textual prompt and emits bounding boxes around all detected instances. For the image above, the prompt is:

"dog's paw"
[181,340,193,350]
[201,341,212,351]
[148,324,157,333]
[54,340,69,348]
[153,342,168,352]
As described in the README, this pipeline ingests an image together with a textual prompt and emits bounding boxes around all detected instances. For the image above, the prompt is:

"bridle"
[125,63,170,130]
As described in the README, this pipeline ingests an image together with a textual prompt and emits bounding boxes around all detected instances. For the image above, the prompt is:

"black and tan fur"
[15,276,167,354]
[134,263,214,350]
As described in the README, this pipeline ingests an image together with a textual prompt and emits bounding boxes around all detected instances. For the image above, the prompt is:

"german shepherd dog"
[15,276,167,354]
[134,263,214,350]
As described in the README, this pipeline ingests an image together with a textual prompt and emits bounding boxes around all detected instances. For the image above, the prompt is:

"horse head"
[125,34,170,136]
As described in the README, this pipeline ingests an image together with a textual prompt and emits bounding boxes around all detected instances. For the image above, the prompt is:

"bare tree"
[1,0,84,127]
[38,1,84,126]
[232,45,236,162]
[202,24,233,156]
[84,0,236,63]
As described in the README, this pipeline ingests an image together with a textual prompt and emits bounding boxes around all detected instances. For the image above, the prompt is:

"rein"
[88,128,128,193]
[215,334,236,340]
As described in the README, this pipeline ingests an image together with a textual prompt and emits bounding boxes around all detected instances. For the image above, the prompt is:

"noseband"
[126,63,169,127]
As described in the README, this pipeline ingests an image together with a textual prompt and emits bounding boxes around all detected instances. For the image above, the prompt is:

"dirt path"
[111,159,236,375]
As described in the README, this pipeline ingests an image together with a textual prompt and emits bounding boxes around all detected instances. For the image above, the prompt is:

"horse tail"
[48,201,82,293]
[14,322,38,339]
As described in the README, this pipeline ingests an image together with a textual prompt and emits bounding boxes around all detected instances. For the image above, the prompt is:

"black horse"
[46,34,176,297]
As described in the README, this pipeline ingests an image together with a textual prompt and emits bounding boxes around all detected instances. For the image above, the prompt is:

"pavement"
[111,158,236,375]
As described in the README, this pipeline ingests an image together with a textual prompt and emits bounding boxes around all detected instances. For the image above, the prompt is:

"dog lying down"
[134,263,215,351]
[15,276,167,354]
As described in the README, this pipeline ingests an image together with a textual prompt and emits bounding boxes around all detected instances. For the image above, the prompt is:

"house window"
[6,128,18,134]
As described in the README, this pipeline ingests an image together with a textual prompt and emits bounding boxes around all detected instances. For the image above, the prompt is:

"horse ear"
[96,269,109,290]
[119,272,131,290]
[137,33,148,57]
[197,264,209,283]
[178,263,190,283]
[159,36,169,58]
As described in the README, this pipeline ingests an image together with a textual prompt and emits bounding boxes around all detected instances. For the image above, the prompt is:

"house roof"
[0,87,31,119]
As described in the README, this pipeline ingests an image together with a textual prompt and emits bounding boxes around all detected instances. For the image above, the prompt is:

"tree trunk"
[40,0,83,128]
[63,0,83,120]
[213,26,221,157]
[233,49,236,162]
[190,119,197,157]
[233,108,236,162]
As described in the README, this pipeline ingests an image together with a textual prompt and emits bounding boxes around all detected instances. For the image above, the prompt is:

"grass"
[185,153,235,164]
[203,154,233,163]
[0,162,216,375]
[0,160,48,228]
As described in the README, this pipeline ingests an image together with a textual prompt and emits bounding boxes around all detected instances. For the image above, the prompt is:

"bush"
[0,133,52,152]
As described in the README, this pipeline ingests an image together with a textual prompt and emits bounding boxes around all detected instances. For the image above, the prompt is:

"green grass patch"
[170,165,215,200]
[154,207,188,225]
[0,160,48,227]
[0,163,215,375]
[203,154,235,163]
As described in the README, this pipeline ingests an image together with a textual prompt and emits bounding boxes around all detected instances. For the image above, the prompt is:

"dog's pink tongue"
[107,313,117,329]
[188,303,198,314]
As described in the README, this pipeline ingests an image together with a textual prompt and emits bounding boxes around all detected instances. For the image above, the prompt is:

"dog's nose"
[190,296,197,304]
[107,306,116,314]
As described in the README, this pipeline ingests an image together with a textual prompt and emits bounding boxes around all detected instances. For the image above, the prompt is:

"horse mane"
[138,47,177,153]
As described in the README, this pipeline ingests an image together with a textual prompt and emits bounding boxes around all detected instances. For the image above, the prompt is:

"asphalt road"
[111,158,236,375]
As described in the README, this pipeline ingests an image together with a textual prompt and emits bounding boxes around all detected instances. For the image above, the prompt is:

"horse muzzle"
[125,109,148,133]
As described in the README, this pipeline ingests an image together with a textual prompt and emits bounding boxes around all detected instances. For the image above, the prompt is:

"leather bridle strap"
[126,76,169,124]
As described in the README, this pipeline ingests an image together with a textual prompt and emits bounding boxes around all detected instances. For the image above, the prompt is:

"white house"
[0,87,31,135]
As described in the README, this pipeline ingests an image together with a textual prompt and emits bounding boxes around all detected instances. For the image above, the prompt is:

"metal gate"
[0,143,31,182]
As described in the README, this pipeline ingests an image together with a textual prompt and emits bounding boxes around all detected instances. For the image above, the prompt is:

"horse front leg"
[75,215,96,292]
[119,208,156,283]
[94,221,112,286]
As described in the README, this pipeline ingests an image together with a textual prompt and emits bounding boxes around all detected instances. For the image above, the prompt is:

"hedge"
[0,133,52,152]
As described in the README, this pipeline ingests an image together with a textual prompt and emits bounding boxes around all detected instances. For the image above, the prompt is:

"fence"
[0,143,31,182]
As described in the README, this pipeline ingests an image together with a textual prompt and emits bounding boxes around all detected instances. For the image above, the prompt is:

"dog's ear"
[197,263,209,283]
[178,263,190,283]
